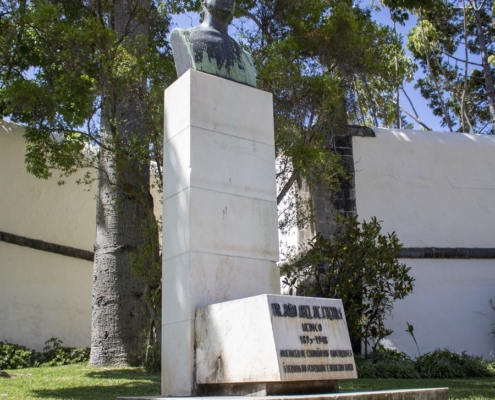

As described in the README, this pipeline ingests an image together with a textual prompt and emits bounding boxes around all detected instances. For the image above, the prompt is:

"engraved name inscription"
[272,301,354,376]
[271,302,343,320]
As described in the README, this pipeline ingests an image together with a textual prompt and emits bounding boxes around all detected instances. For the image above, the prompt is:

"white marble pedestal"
[162,70,281,397]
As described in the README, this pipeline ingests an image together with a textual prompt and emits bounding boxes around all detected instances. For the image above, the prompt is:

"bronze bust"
[170,0,256,87]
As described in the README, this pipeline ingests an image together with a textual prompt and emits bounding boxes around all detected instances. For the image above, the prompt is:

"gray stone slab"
[117,387,449,400]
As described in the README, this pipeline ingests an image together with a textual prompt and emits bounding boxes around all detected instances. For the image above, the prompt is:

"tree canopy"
[379,0,495,134]
[0,0,175,366]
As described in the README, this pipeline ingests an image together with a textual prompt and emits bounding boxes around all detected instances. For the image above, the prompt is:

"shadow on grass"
[31,368,160,399]
[32,381,160,400]
[85,368,161,381]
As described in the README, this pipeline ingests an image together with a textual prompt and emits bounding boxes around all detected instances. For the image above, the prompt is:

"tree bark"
[471,3,495,134]
[89,0,152,367]
[419,16,454,132]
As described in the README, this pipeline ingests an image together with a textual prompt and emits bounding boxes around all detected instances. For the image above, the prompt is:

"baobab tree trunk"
[90,0,152,367]
[90,149,151,366]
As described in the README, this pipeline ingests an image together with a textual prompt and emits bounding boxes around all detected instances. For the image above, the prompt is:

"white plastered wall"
[0,120,95,350]
[353,128,495,359]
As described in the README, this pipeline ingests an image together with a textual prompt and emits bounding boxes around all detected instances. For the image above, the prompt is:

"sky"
[171,5,448,132]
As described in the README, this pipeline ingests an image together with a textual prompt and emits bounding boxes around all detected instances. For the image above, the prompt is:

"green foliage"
[0,0,174,185]
[0,338,90,370]
[377,0,436,24]
[406,322,421,356]
[131,218,162,371]
[130,219,161,318]
[355,348,419,379]
[1,0,175,365]
[282,215,414,355]
[0,342,37,369]
[230,0,418,232]
[404,1,495,134]
[415,349,495,379]
[141,341,161,374]
[38,338,90,367]
[490,298,495,338]
[356,347,495,379]
[374,0,495,133]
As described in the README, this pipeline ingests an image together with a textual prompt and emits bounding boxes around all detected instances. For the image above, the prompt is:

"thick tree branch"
[470,2,495,133]
[235,4,262,30]
[400,87,420,119]
[399,105,432,130]
[419,17,453,131]
[461,0,469,132]
[441,50,482,66]
[277,169,299,205]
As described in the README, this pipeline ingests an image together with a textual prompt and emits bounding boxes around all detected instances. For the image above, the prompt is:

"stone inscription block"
[195,294,357,384]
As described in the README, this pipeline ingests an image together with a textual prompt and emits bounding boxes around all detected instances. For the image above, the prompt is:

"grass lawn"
[0,364,160,400]
[0,364,494,400]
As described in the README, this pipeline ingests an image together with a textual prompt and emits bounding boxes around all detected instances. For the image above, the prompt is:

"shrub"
[0,342,38,369]
[281,215,414,355]
[142,342,161,374]
[415,349,494,379]
[0,338,89,369]
[38,338,90,367]
[355,348,419,379]
[356,347,495,379]
[490,298,495,338]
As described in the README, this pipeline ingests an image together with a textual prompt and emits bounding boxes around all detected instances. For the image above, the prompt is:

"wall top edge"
[0,119,25,136]
[368,127,495,145]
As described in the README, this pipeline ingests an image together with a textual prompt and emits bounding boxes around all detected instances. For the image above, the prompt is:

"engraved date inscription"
[299,335,328,345]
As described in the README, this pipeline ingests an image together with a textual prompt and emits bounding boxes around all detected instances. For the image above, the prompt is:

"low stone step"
[117,387,449,400]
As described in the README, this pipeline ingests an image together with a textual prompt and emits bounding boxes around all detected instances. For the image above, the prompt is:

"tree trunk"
[419,16,453,132]
[472,5,495,134]
[90,0,152,367]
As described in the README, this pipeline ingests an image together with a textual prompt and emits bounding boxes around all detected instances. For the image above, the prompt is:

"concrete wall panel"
[353,128,495,358]
[354,128,495,248]
[386,259,495,360]
[0,120,95,350]
[0,242,92,350]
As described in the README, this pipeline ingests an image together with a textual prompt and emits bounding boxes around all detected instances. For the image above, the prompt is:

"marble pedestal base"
[194,294,356,397]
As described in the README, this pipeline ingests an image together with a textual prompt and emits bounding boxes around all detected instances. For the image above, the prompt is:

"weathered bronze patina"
[170,0,256,87]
